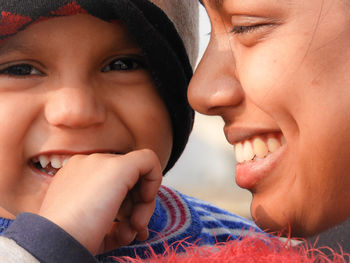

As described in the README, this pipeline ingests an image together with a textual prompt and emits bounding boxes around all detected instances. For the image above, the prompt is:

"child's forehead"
[0,15,139,57]
[0,39,35,56]
[0,1,117,43]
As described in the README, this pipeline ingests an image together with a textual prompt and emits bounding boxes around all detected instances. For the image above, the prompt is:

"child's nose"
[188,36,244,116]
[44,80,107,129]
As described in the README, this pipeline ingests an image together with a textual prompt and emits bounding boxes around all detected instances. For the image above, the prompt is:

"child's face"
[0,15,172,217]
[189,0,350,236]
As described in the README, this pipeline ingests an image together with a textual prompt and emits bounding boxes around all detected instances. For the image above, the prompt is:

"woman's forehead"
[203,0,297,10]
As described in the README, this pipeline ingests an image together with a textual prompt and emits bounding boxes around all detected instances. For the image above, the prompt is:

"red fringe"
[113,235,349,263]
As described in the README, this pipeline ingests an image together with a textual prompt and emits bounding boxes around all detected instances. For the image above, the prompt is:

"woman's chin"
[250,200,306,238]
[251,204,321,238]
[251,205,286,235]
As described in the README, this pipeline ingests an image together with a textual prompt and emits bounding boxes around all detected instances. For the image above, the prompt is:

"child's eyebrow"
[0,41,36,57]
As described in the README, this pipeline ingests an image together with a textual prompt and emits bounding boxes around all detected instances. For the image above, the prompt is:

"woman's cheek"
[239,53,287,106]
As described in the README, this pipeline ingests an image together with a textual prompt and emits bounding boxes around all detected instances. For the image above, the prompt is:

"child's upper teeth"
[51,155,62,169]
[234,134,285,164]
[38,155,49,169]
[35,155,71,169]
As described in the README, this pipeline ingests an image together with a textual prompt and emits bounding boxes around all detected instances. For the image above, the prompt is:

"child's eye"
[102,57,146,73]
[0,64,42,76]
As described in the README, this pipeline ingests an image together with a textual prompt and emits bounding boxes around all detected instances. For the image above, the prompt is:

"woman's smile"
[223,125,286,189]
[189,0,350,236]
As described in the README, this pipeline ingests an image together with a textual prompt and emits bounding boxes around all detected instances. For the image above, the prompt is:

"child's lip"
[29,149,123,177]
[30,149,122,158]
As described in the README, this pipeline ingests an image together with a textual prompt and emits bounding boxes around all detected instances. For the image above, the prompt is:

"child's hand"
[95,191,155,254]
[38,149,162,255]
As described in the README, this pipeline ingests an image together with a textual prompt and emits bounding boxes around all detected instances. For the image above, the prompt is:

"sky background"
[198,5,211,63]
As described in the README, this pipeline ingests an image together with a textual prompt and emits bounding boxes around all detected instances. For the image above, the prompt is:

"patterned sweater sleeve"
[95,186,263,262]
[2,213,98,263]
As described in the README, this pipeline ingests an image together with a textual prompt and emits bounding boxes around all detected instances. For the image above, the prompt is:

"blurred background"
[163,5,252,220]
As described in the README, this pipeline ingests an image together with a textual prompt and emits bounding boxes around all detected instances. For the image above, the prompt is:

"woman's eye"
[102,57,145,72]
[0,64,42,76]
[231,24,264,34]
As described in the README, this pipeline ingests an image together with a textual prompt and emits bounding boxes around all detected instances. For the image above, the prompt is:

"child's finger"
[115,193,133,221]
[123,149,162,202]
[135,228,149,242]
[114,220,137,247]
[96,223,121,254]
[130,199,157,234]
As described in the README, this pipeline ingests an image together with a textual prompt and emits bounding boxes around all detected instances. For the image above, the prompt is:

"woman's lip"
[224,126,282,145]
[235,144,286,190]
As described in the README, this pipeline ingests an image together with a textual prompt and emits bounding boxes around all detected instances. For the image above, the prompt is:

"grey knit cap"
[150,0,199,68]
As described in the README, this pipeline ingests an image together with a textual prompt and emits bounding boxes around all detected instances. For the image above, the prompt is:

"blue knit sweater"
[0,186,261,263]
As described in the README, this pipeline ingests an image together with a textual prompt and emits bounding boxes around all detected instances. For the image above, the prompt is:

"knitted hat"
[150,0,199,68]
[0,0,199,173]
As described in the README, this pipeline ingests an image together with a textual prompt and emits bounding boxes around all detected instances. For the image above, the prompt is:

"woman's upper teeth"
[234,135,286,163]
[36,155,71,169]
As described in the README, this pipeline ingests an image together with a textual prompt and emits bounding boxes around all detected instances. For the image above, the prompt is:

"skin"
[189,0,350,237]
[0,15,172,253]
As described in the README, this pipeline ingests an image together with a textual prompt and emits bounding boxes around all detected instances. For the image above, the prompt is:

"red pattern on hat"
[51,1,88,16]
[0,11,31,36]
[0,1,89,39]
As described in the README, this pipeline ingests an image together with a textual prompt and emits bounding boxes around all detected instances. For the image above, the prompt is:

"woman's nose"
[188,36,244,116]
[44,78,107,129]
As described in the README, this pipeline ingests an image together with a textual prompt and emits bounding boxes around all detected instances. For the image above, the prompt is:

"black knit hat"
[0,0,195,173]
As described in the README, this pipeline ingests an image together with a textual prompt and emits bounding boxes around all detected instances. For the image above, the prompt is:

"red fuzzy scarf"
[115,235,349,263]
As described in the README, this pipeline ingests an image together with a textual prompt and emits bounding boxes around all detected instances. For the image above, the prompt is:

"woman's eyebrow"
[199,0,223,9]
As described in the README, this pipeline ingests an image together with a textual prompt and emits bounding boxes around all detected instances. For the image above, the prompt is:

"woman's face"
[189,0,350,236]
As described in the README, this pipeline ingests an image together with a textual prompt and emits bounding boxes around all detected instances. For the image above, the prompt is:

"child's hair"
[0,0,199,173]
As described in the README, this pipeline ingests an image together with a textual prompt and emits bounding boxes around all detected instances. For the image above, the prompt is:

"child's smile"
[0,14,173,217]
[31,154,72,176]
[30,151,120,177]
